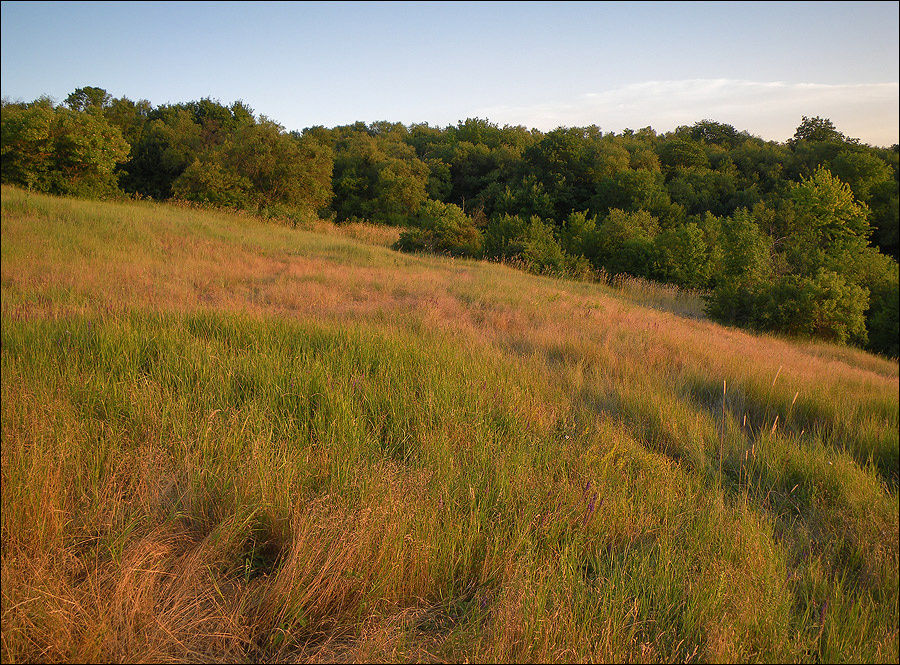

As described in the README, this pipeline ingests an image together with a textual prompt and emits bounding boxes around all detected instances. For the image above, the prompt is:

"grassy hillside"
[2,185,897,663]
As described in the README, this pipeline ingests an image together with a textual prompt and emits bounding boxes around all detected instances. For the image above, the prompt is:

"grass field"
[2,185,897,663]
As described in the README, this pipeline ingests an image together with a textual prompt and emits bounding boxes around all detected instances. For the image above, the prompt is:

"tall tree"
[64,86,112,112]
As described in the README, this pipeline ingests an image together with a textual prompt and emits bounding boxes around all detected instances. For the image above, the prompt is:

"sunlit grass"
[2,186,897,662]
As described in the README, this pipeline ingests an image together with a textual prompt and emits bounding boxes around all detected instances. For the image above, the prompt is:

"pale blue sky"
[2,1,898,145]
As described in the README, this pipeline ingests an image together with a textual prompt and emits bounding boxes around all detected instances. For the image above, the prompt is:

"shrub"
[172,158,251,208]
[393,200,483,258]
[484,213,528,260]
[651,222,712,289]
[867,277,899,357]
[516,216,570,276]
[704,276,767,327]
[853,249,899,357]
[590,209,660,278]
[756,270,869,345]
[1,100,129,197]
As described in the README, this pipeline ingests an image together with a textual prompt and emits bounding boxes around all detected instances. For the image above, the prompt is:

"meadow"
[1,185,897,663]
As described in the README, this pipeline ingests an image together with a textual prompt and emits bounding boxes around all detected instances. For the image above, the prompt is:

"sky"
[2,1,898,145]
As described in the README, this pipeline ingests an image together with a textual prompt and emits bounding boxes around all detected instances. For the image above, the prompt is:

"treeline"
[1,86,897,355]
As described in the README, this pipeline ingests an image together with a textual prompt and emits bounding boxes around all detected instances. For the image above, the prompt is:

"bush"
[484,213,528,260]
[853,249,899,356]
[516,216,570,276]
[867,277,899,357]
[651,222,712,288]
[1,101,129,197]
[704,276,767,327]
[590,209,659,278]
[757,270,869,345]
[393,200,483,258]
[172,158,251,208]
[559,210,597,259]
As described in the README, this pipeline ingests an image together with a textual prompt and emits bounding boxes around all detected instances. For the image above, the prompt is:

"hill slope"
[2,186,898,663]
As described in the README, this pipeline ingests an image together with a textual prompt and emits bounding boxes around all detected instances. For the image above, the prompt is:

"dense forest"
[2,86,897,355]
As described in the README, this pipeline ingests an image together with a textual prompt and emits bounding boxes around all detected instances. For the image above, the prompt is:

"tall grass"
[2,186,897,662]
[599,270,708,320]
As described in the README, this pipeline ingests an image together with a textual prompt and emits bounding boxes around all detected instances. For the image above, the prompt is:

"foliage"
[483,213,590,278]
[64,85,112,112]
[707,170,880,346]
[867,275,899,357]
[652,222,712,288]
[484,212,529,260]
[393,199,483,257]
[782,166,871,276]
[590,208,660,278]
[791,115,847,144]
[852,248,900,356]
[120,106,204,198]
[1,98,129,196]
[514,216,571,276]
[171,157,252,208]
[331,132,428,225]
[764,270,870,345]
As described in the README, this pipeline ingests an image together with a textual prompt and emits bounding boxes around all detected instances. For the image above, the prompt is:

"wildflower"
[588,493,597,514]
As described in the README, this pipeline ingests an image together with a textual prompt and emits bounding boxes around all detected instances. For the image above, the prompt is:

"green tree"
[560,210,599,260]
[120,107,203,198]
[490,176,555,221]
[594,168,674,221]
[171,119,334,221]
[523,126,602,219]
[103,96,152,147]
[64,86,112,112]
[658,136,709,171]
[1,99,129,196]
[830,148,891,202]
[829,147,897,259]
[705,208,775,327]
[867,178,899,259]
[228,118,333,215]
[171,158,251,208]
[850,248,899,356]
[1,98,56,189]
[516,216,571,276]
[683,120,744,149]
[652,222,712,288]
[782,166,871,276]
[332,132,428,224]
[484,213,528,260]
[591,208,660,277]
[791,115,847,144]
[758,270,869,346]
[394,200,483,257]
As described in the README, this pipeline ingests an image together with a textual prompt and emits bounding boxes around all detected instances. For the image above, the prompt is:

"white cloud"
[476,79,900,146]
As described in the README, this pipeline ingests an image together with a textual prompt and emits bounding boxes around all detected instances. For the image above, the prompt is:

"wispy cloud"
[477,79,899,146]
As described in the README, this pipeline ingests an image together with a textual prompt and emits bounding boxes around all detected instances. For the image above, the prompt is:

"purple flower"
[588,493,597,514]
